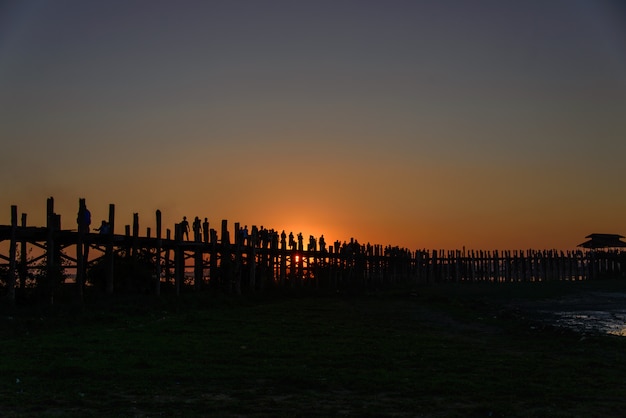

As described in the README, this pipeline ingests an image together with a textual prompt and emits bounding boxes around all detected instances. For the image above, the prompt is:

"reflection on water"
[521,291,626,337]
[550,310,626,336]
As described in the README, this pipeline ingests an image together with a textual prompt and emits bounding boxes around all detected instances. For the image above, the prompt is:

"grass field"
[2,280,626,417]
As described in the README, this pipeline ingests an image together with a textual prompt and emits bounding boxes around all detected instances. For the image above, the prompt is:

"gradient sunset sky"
[1,0,625,250]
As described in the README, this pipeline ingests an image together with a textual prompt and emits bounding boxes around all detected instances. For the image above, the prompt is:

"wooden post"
[260,228,270,290]
[76,198,86,305]
[233,222,242,294]
[297,233,304,286]
[106,204,115,295]
[210,228,218,289]
[174,223,182,296]
[221,220,230,245]
[280,231,287,286]
[7,205,17,304]
[220,220,232,292]
[414,250,421,283]
[565,251,572,281]
[46,197,57,304]
[165,229,172,286]
[132,213,139,258]
[155,210,162,296]
[248,226,258,292]
[194,223,203,292]
[480,250,486,281]
[131,213,139,292]
[19,213,27,291]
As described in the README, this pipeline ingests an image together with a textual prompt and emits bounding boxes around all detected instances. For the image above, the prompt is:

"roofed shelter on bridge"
[578,233,626,249]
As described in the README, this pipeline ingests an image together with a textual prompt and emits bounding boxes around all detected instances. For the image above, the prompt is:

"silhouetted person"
[94,220,110,234]
[202,218,209,243]
[180,216,190,240]
[193,216,202,241]
[239,225,249,246]
[77,199,91,233]
[319,235,326,252]
[308,235,316,251]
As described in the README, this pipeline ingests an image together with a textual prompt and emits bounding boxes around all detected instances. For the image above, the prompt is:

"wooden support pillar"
[155,210,162,296]
[209,229,218,289]
[46,197,57,304]
[494,250,500,283]
[248,226,258,292]
[221,220,230,245]
[280,231,287,286]
[220,220,233,292]
[413,250,420,283]
[270,231,279,289]
[19,213,27,291]
[454,250,460,283]
[297,233,303,286]
[76,198,87,305]
[232,222,241,294]
[165,229,172,286]
[7,205,17,304]
[260,230,270,290]
[194,223,203,292]
[174,223,182,296]
[131,213,139,293]
[132,213,139,258]
[106,204,115,295]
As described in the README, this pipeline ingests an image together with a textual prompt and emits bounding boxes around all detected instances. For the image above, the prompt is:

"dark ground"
[2,279,626,417]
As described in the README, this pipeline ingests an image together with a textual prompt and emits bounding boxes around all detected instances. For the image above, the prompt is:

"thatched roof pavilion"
[578,233,626,249]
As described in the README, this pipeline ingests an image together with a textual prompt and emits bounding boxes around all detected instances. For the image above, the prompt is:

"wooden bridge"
[1,198,624,305]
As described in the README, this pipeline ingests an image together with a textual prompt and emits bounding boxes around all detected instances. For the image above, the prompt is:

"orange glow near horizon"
[3,193,621,252]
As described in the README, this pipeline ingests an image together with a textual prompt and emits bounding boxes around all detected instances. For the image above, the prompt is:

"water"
[549,309,626,336]
[533,292,626,336]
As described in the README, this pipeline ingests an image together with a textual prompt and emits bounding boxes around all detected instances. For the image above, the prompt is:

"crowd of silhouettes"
[72,205,412,261]
[172,216,414,263]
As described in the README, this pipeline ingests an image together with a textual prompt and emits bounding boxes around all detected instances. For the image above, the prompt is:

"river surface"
[515,291,626,336]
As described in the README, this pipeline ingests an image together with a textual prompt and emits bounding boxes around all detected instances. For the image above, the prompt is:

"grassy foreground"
[2,281,626,417]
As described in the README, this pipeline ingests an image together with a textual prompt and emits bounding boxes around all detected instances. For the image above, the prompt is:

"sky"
[1,0,625,251]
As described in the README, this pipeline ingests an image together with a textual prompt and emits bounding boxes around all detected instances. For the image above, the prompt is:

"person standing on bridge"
[180,216,190,240]
[192,216,202,242]
[77,199,91,233]
[202,218,209,243]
